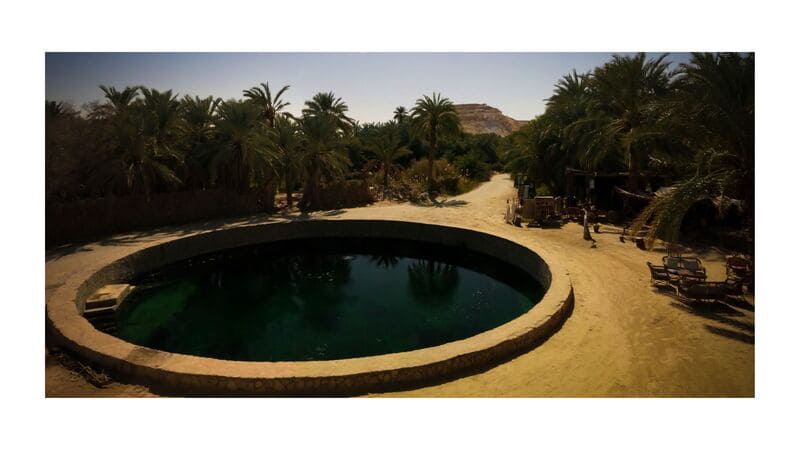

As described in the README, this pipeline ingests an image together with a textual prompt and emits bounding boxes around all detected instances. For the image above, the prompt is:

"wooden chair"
[724,276,744,298]
[726,255,751,277]
[662,256,681,275]
[647,262,676,289]
[726,256,753,290]
[678,257,707,280]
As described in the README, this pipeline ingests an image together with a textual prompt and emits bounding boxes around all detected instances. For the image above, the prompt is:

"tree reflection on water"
[407,260,459,303]
[369,253,400,269]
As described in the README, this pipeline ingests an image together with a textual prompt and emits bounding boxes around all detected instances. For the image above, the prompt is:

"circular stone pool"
[46,219,573,395]
[114,238,545,362]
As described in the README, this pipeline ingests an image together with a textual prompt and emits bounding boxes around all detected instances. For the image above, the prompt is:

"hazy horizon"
[46,52,692,123]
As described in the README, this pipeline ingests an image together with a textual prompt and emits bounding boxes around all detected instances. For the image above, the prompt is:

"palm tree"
[547,70,589,109]
[141,88,185,193]
[87,85,183,199]
[91,85,142,151]
[393,106,408,124]
[46,101,84,202]
[631,53,754,250]
[179,95,220,142]
[545,70,606,170]
[502,118,568,194]
[503,69,643,195]
[211,100,277,192]
[140,88,183,165]
[243,83,291,128]
[97,85,141,118]
[242,83,292,205]
[302,92,355,134]
[46,101,70,122]
[178,95,220,188]
[366,132,411,188]
[268,115,303,208]
[410,92,461,194]
[298,113,351,211]
[503,73,582,192]
[585,53,672,192]
[87,125,183,199]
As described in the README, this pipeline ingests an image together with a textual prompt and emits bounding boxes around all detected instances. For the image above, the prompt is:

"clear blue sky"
[46,52,692,123]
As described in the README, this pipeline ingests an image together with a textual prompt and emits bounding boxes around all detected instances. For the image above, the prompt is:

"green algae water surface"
[115,238,544,361]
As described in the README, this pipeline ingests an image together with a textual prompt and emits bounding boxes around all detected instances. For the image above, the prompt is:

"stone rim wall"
[46,220,573,395]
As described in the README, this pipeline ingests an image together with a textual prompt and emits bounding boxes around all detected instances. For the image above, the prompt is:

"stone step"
[85,295,117,309]
[85,284,133,311]
[83,305,117,319]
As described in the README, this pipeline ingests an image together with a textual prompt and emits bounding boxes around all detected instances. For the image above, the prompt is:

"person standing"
[583,203,596,247]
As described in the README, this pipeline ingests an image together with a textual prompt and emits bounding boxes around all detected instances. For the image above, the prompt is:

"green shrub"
[454,150,491,181]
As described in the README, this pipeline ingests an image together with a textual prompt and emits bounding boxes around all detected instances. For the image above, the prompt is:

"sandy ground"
[45,174,754,397]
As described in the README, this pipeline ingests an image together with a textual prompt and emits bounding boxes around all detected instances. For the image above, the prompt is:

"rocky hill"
[453,104,529,137]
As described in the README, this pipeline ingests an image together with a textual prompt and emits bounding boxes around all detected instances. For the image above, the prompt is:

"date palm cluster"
[501,53,753,246]
[47,82,466,209]
[47,85,358,211]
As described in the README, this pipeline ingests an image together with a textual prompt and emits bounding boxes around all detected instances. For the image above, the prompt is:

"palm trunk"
[624,131,642,215]
[235,145,246,193]
[300,179,313,211]
[627,133,641,193]
[427,152,434,193]
[286,174,294,209]
[427,130,437,195]
[264,179,276,211]
[301,163,321,212]
[308,171,320,210]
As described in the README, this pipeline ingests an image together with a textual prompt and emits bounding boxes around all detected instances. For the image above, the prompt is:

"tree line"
[46,85,507,210]
[500,52,754,246]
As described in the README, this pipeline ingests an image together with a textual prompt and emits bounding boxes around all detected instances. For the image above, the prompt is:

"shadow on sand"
[665,299,755,345]
[46,243,95,262]
[650,283,754,345]
[704,325,754,345]
[411,198,468,208]
[46,208,354,262]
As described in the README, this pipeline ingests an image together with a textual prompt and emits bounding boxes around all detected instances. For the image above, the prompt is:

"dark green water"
[114,238,544,361]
